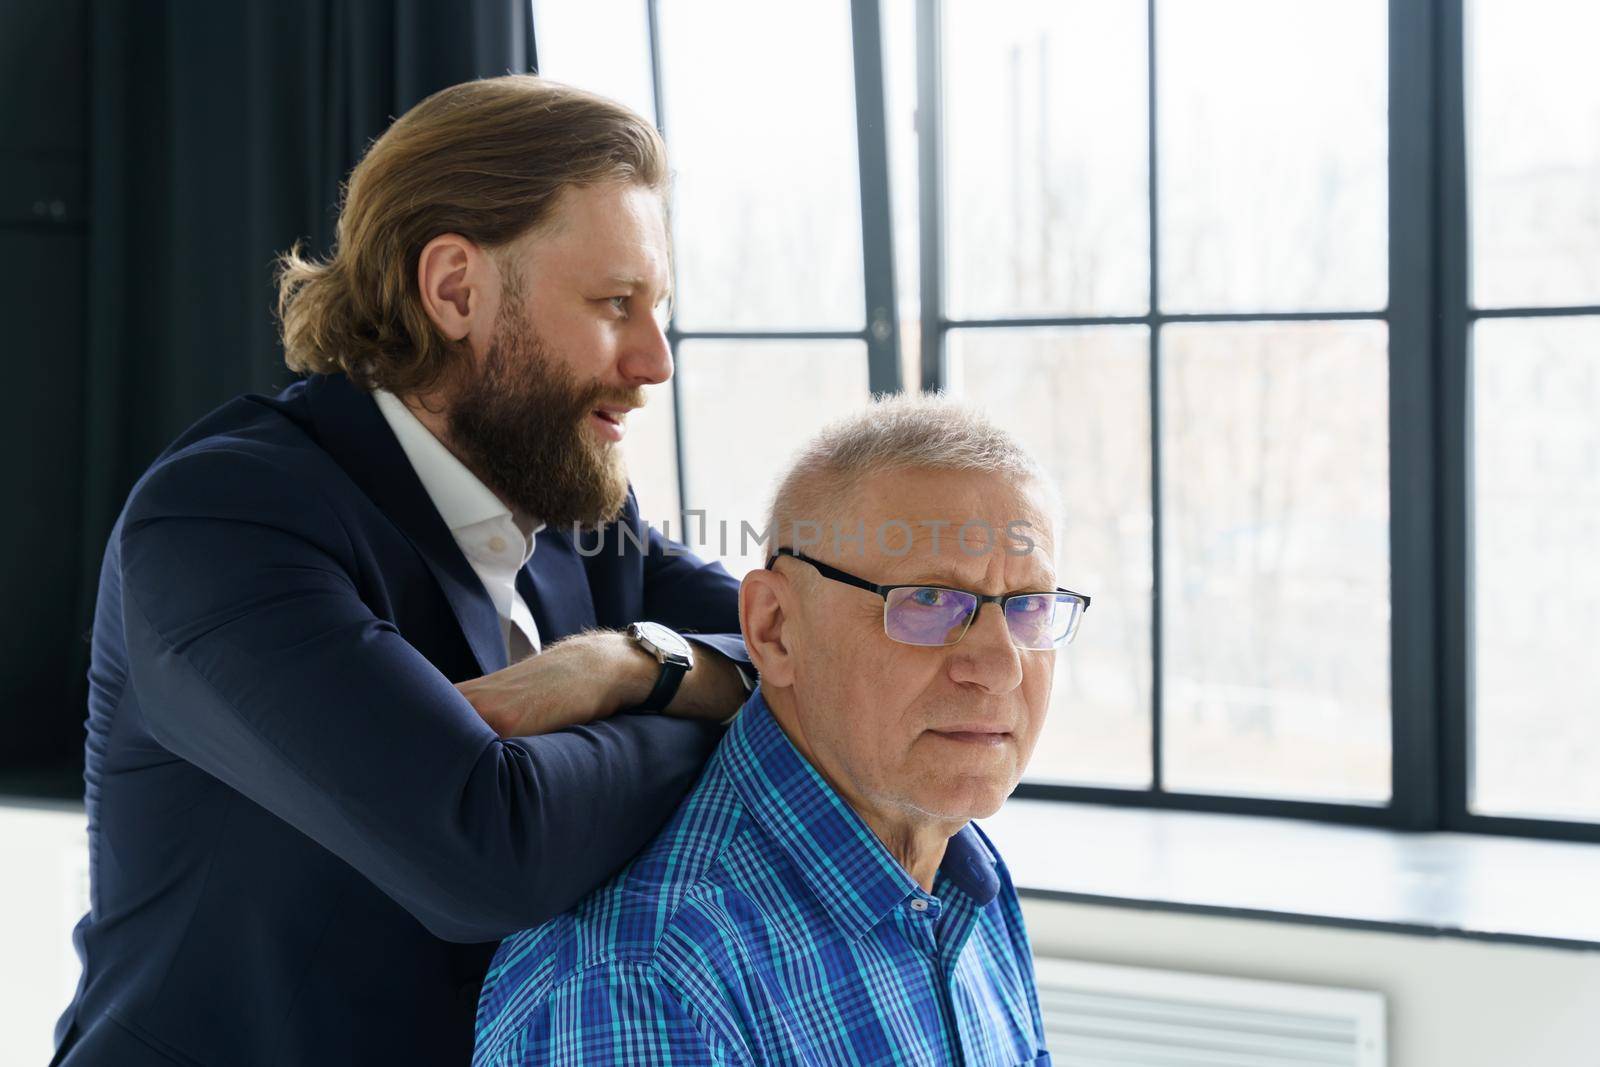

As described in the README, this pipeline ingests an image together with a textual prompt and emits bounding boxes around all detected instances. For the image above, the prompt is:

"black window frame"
[642,0,904,518]
[918,0,1414,831]
[573,0,1600,844]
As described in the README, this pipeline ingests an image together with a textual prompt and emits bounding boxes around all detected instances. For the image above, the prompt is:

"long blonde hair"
[276,74,668,395]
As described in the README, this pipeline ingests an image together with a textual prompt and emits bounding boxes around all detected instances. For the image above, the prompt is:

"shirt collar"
[372,388,545,542]
[721,686,1002,942]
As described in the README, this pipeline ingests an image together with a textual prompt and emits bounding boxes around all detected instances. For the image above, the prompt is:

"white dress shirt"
[372,389,544,663]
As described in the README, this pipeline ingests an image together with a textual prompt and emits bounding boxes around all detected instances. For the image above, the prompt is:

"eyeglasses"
[765,547,1090,650]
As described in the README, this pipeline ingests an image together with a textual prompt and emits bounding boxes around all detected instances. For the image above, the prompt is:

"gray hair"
[763,391,1062,556]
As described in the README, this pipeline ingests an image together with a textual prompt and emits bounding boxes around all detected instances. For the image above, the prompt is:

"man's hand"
[456,629,750,738]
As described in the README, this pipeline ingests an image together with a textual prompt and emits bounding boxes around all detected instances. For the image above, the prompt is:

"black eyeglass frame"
[765,546,1092,648]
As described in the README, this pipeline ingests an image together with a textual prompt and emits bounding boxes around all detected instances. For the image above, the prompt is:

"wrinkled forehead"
[872,523,1057,590]
[819,470,1059,587]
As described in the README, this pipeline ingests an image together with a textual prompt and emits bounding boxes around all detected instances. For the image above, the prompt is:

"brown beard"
[445,297,639,531]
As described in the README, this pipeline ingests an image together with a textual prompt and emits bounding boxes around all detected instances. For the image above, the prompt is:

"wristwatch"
[625,621,696,713]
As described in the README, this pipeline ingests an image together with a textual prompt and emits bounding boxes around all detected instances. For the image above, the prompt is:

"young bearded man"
[51,75,751,1067]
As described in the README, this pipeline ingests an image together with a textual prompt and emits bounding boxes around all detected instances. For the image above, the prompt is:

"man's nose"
[947,602,1024,694]
[620,315,673,386]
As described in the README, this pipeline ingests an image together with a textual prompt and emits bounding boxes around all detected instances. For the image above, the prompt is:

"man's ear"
[416,233,492,343]
[738,569,797,689]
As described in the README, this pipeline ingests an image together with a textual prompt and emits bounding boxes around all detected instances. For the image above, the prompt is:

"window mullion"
[1434,0,1474,832]
[1383,0,1446,829]
[849,0,902,396]
[915,0,946,393]
[1147,0,1165,795]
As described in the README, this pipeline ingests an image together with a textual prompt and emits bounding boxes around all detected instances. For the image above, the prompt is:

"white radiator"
[1033,958,1386,1067]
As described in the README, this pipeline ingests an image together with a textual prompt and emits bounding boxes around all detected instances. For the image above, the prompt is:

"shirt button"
[909,899,929,913]
[487,535,508,553]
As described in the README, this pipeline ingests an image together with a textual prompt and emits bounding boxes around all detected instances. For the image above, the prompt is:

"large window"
[933,0,1392,804]
[532,0,1600,842]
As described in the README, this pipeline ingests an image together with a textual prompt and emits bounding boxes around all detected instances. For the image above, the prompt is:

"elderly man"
[474,394,1088,1066]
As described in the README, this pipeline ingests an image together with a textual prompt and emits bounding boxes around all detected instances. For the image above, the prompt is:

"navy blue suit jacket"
[52,373,751,1066]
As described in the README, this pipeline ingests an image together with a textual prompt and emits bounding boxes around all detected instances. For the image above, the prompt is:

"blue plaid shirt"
[473,685,1051,1066]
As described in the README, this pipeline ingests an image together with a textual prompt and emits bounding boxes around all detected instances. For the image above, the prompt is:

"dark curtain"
[1,0,90,794]
[45,0,535,791]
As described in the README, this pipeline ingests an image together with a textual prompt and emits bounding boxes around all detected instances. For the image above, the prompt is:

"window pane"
[951,327,1153,788]
[1468,1,1600,309]
[528,0,657,123]
[657,0,864,331]
[1158,0,1387,312]
[1472,316,1600,821]
[677,340,869,577]
[943,0,1148,319]
[619,380,681,534]
[1161,322,1391,801]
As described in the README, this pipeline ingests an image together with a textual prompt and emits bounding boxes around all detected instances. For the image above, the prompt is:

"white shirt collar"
[371,388,546,546]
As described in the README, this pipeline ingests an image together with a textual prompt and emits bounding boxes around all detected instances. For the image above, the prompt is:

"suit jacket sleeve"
[118,447,723,944]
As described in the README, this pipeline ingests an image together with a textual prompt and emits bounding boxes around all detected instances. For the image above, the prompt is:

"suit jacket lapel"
[517,525,598,644]
[301,374,507,677]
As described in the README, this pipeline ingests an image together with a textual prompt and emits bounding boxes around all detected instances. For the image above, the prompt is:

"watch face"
[636,621,692,660]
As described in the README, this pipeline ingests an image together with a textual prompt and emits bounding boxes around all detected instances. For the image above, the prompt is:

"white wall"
[0,804,89,1066]
[1021,897,1600,1067]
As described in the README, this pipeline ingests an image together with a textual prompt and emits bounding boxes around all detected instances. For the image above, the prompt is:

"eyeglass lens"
[882,587,1082,649]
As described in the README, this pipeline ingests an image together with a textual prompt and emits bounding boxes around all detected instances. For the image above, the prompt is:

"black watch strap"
[638,656,689,713]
